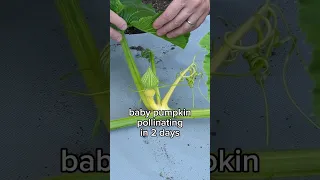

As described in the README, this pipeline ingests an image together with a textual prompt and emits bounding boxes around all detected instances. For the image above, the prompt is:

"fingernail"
[167,34,173,38]
[120,24,127,30]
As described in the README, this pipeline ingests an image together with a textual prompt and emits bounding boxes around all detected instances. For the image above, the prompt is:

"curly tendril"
[213,3,320,145]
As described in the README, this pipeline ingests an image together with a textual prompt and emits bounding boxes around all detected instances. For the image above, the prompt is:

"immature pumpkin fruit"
[141,67,159,110]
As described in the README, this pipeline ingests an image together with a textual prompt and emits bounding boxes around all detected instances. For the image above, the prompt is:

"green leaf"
[199,32,210,100]
[44,173,109,180]
[298,0,320,121]
[141,48,152,61]
[115,0,156,22]
[130,15,190,48]
[110,0,124,13]
[110,0,190,48]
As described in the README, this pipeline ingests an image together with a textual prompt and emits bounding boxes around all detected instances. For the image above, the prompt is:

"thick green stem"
[55,0,109,130]
[212,149,320,179]
[145,93,159,110]
[211,3,270,73]
[149,52,161,105]
[110,108,209,130]
[120,32,151,110]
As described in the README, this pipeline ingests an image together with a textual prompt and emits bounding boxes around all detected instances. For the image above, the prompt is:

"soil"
[142,0,171,11]
[125,0,172,34]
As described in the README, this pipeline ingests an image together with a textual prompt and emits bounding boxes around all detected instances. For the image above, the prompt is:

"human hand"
[153,0,210,38]
[110,10,128,42]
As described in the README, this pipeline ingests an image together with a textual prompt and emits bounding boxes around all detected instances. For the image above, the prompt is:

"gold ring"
[186,20,195,26]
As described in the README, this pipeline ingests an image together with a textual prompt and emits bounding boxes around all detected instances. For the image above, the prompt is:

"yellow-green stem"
[149,52,161,105]
[146,95,159,110]
[161,63,195,107]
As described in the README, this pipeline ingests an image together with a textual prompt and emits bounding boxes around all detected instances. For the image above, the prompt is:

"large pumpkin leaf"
[298,0,320,121]
[110,0,124,13]
[110,0,190,48]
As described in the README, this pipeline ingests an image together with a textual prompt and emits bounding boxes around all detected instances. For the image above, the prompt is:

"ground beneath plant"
[125,0,172,34]
[142,0,171,11]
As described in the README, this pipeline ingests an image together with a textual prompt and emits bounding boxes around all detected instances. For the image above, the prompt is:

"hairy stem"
[161,62,195,108]
[55,0,109,130]
[120,32,151,110]
[145,94,159,110]
[110,108,209,130]
[149,52,161,105]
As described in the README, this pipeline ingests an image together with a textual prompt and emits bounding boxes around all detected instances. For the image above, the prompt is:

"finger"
[110,27,122,42]
[166,1,209,38]
[156,0,204,35]
[153,0,185,29]
[110,10,127,30]
[190,12,208,31]
[165,22,191,39]
[155,8,191,36]
[167,12,208,38]
[190,1,210,31]
[166,10,203,38]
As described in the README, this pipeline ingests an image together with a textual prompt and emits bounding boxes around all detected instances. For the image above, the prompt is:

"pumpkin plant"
[45,0,320,179]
